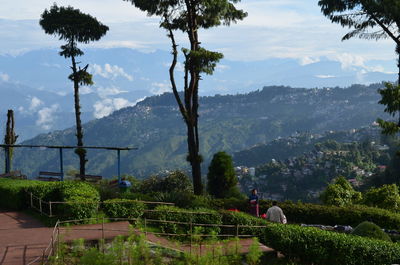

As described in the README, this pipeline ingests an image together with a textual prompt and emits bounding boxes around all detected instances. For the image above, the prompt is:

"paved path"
[0,211,52,265]
[0,211,275,264]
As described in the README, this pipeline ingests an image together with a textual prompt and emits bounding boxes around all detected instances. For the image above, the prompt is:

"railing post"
[236,224,239,237]
[57,225,60,258]
[190,215,193,255]
[102,217,105,240]
[49,202,53,217]
[144,218,147,237]
[30,192,33,208]
[39,198,42,215]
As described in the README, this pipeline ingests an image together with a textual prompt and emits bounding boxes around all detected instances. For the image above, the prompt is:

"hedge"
[148,205,222,236]
[263,224,400,265]
[0,178,43,209]
[103,199,145,219]
[212,198,400,230]
[0,179,100,220]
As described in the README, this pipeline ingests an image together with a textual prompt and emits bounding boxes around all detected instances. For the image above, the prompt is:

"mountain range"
[3,83,390,179]
[0,48,397,141]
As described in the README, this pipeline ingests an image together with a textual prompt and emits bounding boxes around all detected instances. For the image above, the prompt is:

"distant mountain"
[5,83,390,179]
[0,48,397,140]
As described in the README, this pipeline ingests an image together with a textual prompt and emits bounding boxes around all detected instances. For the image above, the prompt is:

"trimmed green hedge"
[220,210,268,236]
[0,179,100,220]
[148,205,222,236]
[103,199,145,218]
[263,224,400,265]
[212,197,400,230]
[0,178,43,209]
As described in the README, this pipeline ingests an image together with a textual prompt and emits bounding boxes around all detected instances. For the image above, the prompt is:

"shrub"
[351,221,392,242]
[103,199,145,219]
[139,171,193,194]
[0,179,43,209]
[220,210,267,236]
[207,151,239,198]
[0,179,100,220]
[363,184,400,211]
[148,205,222,236]
[263,223,400,265]
[320,176,362,206]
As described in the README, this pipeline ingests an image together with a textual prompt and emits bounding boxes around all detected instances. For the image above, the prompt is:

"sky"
[0,0,397,70]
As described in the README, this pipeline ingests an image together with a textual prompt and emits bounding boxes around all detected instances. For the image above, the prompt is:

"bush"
[0,178,43,209]
[103,199,145,219]
[0,179,100,220]
[148,205,222,236]
[363,184,400,211]
[351,221,392,242]
[320,176,362,206]
[207,151,239,198]
[139,171,193,194]
[263,223,400,265]
[220,210,267,236]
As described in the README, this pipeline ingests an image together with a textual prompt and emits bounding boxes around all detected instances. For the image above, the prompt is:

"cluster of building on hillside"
[236,125,390,201]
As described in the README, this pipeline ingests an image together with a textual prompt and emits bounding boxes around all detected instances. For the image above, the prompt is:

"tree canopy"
[207,151,239,198]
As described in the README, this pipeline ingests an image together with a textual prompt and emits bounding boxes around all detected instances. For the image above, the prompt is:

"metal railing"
[28,214,268,264]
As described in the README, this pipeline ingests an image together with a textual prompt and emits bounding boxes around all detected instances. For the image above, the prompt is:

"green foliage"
[148,205,222,237]
[40,4,109,55]
[263,223,400,265]
[351,221,392,242]
[363,184,400,211]
[246,238,263,265]
[220,210,267,236]
[140,171,193,194]
[320,176,362,206]
[0,179,100,220]
[213,197,400,230]
[103,199,145,218]
[378,83,400,135]
[0,178,43,209]
[278,201,400,231]
[207,151,239,198]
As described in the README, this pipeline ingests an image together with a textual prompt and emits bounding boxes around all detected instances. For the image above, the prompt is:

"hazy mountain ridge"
[0,48,396,140]
[3,83,390,179]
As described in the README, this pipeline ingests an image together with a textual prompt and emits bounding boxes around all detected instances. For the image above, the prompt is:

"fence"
[29,214,269,264]
[28,192,175,217]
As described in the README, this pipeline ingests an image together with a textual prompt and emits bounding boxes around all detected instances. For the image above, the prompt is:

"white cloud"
[300,57,320,66]
[80,86,94,95]
[0,72,10,82]
[90,63,133,81]
[151,82,171,95]
[93,97,136,118]
[36,104,59,130]
[315,75,335,79]
[96,86,128,98]
[332,53,366,70]
[29,96,43,111]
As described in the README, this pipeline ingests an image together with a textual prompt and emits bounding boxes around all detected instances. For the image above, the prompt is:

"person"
[249,189,259,217]
[266,201,287,224]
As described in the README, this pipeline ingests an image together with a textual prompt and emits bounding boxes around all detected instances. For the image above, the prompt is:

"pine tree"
[39,5,108,179]
[207,151,239,198]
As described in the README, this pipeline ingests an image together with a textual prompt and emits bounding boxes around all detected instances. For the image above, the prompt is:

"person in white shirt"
[266,201,287,224]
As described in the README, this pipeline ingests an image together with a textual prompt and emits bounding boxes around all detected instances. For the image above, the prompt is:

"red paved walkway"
[0,211,52,265]
[0,211,275,264]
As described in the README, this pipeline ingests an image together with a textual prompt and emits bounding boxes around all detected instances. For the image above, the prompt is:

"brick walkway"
[0,211,275,264]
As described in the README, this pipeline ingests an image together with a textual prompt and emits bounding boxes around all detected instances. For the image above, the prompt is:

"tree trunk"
[71,55,86,179]
[187,122,202,195]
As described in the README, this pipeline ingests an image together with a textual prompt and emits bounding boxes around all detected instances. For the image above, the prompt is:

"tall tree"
[4,110,18,173]
[207,151,239,198]
[124,0,246,195]
[40,5,108,179]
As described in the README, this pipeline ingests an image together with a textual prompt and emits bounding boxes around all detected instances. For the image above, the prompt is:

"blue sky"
[0,0,397,71]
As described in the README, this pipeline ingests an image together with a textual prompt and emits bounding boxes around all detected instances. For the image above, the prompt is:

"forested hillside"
[7,83,389,178]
